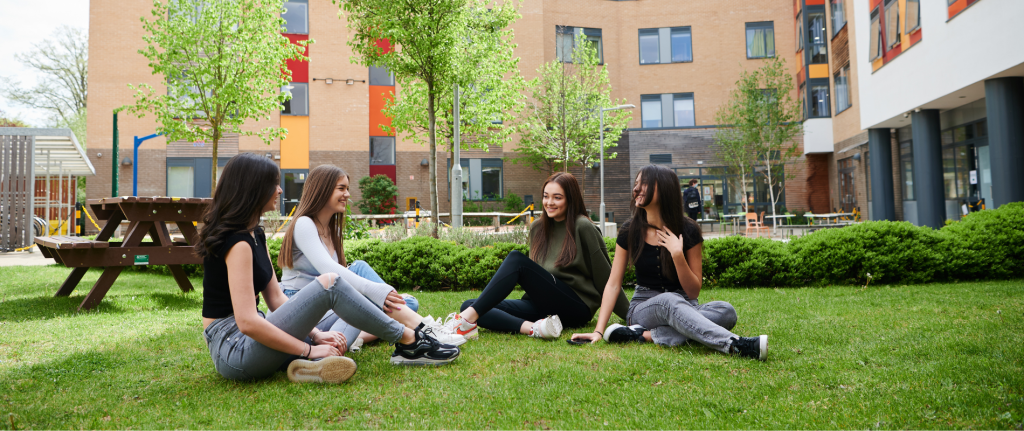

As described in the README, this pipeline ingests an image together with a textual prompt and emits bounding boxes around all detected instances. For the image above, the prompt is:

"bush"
[704,236,794,287]
[356,174,398,215]
[939,201,1024,280]
[787,221,945,285]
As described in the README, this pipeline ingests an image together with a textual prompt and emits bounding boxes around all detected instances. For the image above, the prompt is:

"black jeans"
[460,250,591,333]
[687,210,700,220]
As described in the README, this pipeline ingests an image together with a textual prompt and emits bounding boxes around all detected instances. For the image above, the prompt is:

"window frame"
[745,21,776,59]
[831,0,847,37]
[869,7,883,61]
[640,94,664,128]
[834,66,852,114]
[808,80,831,118]
[556,26,604,64]
[369,136,396,166]
[670,26,693,63]
[638,28,660,65]
[281,82,308,116]
[884,0,901,50]
[796,11,804,52]
[905,0,921,33]
[281,1,309,35]
[672,93,695,128]
[807,11,828,64]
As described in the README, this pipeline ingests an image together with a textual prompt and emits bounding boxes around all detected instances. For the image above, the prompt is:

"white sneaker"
[440,312,479,341]
[421,316,467,346]
[348,337,364,352]
[529,315,562,339]
[287,356,357,384]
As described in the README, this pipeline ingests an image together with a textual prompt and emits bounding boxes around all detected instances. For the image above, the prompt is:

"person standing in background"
[683,179,702,220]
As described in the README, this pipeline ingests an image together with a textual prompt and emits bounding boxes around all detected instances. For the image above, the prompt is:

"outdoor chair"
[745,213,768,238]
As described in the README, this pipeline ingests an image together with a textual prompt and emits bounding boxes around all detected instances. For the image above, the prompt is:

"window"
[448,158,503,200]
[745,22,775,59]
[282,1,308,35]
[281,169,307,215]
[810,84,830,117]
[641,95,663,128]
[796,11,804,52]
[885,0,900,50]
[905,0,921,32]
[369,137,395,165]
[799,83,807,120]
[671,27,692,62]
[167,165,194,198]
[650,154,672,164]
[281,82,308,115]
[869,8,882,61]
[808,12,827,64]
[639,29,659,64]
[556,26,603,63]
[639,27,692,64]
[834,66,851,113]
[673,93,695,127]
[369,65,394,86]
[166,157,227,198]
[831,0,847,36]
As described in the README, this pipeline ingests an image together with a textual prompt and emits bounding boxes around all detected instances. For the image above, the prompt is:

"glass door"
[977,145,991,204]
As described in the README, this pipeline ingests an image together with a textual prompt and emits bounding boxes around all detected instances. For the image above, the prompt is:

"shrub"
[939,202,1024,280]
[704,236,794,287]
[787,221,945,285]
[356,174,398,215]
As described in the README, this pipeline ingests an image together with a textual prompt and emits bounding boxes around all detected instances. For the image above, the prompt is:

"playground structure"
[0,128,95,252]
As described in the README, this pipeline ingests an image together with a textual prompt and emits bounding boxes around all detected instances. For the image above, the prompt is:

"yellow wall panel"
[280,115,309,169]
[808,64,829,79]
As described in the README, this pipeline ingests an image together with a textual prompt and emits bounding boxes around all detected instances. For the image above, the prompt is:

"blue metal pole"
[133,133,162,196]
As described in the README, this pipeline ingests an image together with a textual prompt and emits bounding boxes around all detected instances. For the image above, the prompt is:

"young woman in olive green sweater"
[442,172,629,339]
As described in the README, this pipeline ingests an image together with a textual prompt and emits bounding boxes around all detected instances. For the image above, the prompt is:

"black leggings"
[460,250,591,333]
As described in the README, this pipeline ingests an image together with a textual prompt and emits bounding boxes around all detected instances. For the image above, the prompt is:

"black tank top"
[202,227,274,318]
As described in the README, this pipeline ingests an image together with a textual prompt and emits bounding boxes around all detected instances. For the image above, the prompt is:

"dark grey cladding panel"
[627,128,726,181]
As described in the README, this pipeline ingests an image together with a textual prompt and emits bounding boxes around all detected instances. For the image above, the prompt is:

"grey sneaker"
[390,323,461,366]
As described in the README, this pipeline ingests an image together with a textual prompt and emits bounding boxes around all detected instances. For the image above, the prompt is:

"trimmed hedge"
[125,202,1024,289]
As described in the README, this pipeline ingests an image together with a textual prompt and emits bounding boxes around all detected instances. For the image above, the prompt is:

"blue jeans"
[204,277,405,380]
[281,260,418,343]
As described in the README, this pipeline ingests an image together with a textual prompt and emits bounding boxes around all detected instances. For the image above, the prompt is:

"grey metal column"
[984,77,1024,208]
[868,128,896,221]
[911,109,944,228]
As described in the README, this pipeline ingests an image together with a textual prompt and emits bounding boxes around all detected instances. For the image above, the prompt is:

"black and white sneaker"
[729,335,768,361]
[604,324,648,343]
[390,323,461,366]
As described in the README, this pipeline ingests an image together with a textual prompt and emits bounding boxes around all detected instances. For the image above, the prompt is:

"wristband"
[595,330,604,336]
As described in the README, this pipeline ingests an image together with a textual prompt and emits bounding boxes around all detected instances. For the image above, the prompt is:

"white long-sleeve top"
[279,216,394,307]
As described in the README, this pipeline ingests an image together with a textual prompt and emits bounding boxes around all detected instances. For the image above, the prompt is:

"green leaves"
[515,32,631,175]
[123,0,309,193]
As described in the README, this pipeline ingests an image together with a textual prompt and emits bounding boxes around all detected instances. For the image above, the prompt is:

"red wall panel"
[369,164,397,183]
[284,34,309,83]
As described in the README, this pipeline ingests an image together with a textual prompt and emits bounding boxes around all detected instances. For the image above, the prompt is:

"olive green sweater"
[525,215,629,320]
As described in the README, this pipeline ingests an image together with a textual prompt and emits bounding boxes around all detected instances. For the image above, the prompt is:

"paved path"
[0,249,57,267]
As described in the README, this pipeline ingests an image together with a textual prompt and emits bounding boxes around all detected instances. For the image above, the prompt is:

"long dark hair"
[279,164,349,269]
[530,172,589,267]
[195,153,281,258]
[624,164,701,280]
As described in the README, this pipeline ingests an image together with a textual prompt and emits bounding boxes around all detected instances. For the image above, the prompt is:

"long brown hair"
[624,164,701,281]
[530,172,589,267]
[196,153,280,258]
[278,165,350,269]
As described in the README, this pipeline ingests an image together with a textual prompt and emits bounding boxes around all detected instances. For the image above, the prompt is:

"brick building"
[86,0,829,228]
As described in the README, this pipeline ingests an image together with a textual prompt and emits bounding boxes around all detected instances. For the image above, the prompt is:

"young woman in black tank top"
[571,164,768,360]
[198,154,458,384]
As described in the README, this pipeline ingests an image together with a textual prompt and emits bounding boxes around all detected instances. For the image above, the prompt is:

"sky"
[0,0,90,126]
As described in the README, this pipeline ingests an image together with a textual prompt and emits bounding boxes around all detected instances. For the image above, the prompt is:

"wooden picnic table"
[34,196,210,311]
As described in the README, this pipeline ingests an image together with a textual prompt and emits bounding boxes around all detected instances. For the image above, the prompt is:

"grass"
[0,265,1022,429]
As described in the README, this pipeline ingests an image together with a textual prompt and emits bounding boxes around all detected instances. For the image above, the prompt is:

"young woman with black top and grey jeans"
[571,164,768,360]
[199,154,459,385]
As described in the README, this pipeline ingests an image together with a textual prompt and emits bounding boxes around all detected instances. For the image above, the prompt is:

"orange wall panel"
[281,115,309,169]
[369,85,394,137]
[809,63,829,79]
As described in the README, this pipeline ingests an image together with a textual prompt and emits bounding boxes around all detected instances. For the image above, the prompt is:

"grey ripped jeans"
[627,286,739,353]
[203,277,406,380]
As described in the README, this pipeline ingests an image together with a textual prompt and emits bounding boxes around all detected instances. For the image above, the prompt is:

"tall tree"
[123,0,308,195]
[0,109,30,128]
[513,32,631,194]
[340,0,523,237]
[714,56,802,230]
[0,25,88,126]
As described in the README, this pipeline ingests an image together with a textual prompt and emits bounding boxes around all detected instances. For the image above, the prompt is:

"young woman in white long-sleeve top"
[277,164,466,352]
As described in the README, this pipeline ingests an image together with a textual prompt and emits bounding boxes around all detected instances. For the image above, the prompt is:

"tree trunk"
[426,82,439,238]
[211,127,219,197]
[766,161,777,236]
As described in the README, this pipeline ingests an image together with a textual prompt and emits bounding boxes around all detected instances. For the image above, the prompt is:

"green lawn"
[0,265,1022,429]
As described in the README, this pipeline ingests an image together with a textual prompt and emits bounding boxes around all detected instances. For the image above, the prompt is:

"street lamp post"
[599,104,635,236]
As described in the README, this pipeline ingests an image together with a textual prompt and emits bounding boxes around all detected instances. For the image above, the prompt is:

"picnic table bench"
[34,196,210,311]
